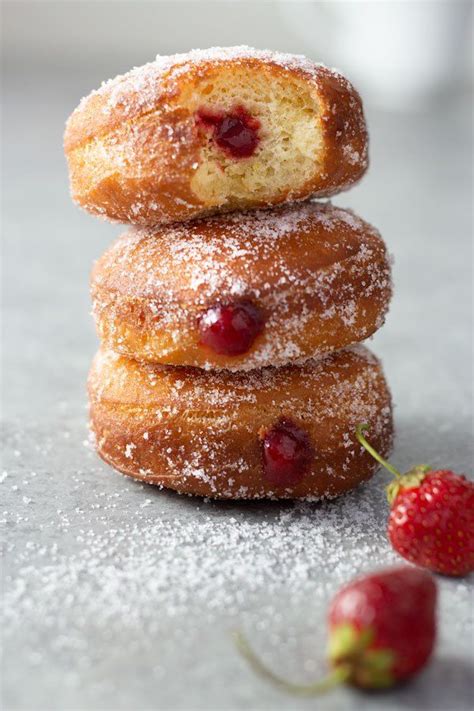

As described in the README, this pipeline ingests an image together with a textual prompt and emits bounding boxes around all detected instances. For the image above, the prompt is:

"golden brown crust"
[91,201,392,371]
[88,345,393,500]
[64,47,368,225]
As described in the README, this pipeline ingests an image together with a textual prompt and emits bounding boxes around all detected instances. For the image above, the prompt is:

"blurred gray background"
[2,2,473,711]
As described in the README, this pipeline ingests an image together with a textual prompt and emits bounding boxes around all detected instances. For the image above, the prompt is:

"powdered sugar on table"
[2,418,472,708]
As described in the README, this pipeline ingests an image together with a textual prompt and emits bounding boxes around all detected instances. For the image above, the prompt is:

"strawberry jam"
[196,106,260,158]
[262,418,314,486]
[199,300,264,356]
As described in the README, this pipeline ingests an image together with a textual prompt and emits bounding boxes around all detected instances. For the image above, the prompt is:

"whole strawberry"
[328,567,437,687]
[356,424,474,577]
[236,567,437,692]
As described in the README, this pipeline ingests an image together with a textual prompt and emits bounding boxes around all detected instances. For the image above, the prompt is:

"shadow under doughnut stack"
[65,47,393,500]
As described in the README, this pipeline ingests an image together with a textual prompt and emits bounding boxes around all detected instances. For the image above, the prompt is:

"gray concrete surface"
[2,62,473,711]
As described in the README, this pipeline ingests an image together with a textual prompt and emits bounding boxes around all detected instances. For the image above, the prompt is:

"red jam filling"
[199,300,264,356]
[262,418,314,487]
[196,106,260,158]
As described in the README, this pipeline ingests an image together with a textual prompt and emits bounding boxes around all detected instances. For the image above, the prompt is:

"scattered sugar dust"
[2,419,472,708]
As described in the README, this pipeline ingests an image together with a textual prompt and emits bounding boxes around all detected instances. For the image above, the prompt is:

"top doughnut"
[64,46,368,226]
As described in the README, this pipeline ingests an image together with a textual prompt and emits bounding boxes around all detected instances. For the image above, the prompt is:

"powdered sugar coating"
[70,46,350,133]
[91,201,392,370]
[88,345,393,500]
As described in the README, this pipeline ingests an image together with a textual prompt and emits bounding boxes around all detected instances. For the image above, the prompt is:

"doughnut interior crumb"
[64,47,367,224]
[185,67,323,208]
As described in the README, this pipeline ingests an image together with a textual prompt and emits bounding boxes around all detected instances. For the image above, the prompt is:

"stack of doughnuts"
[65,47,393,500]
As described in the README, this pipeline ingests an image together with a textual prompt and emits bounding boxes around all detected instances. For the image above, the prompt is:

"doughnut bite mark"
[64,46,368,226]
[91,201,392,371]
[88,345,393,500]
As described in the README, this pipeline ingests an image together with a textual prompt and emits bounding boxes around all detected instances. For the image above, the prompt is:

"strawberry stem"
[234,631,351,695]
[355,424,401,479]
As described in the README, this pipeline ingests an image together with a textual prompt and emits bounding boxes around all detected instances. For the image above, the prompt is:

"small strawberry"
[356,424,474,576]
[328,567,436,687]
[236,567,437,692]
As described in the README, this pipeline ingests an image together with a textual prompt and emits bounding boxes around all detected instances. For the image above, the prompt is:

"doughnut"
[88,345,393,500]
[64,46,368,226]
[91,201,391,371]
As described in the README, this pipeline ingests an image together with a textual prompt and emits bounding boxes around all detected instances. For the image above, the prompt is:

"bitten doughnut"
[88,345,393,500]
[64,46,368,226]
[91,201,391,371]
